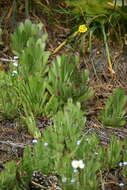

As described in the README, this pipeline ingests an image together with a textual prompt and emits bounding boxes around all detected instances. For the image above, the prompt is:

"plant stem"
[101,23,115,75]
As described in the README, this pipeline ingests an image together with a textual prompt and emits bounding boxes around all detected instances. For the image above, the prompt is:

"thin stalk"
[89,30,93,54]
[101,24,115,75]
[52,31,78,54]
[25,0,29,18]
[12,0,17,27]
[122,0,124,8]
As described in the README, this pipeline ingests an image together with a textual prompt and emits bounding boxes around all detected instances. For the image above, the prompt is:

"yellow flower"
[78,25,88,33]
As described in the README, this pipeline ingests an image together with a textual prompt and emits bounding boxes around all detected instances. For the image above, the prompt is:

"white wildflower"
[62,177,67,183]
[32,139,38,144]
[70,178,75,183]
[73,169,78,173]
[85,138,90,142]
[119,161,127,166]
[76,140,81,145]
[71,160,79,169]
[12,70,18,76]
[119,183,124,187]
[71,160,85,169]
[94,152,98,155]
[123,161,127,166]
[78,160,85,169]
[44,142,48,147]
[13,56,19,60]
[13,62,18,67]
[119,162,123,167]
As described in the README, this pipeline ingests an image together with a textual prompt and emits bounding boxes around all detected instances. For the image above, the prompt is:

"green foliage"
[99,88,127,127]
[0,20,52,122]
[11,19,46,55]
[0,21,93,139]
[11,20,56,118]
[19,37,50,76]
[106,136,123,167]
[65,0,112,15]
[121,138,127,179]
[0,161,19,190]
[22,113,41,138]
[0,20,94,138]
[1,7,127,190]
[0,72,19,119]
[62,0,127,51]
[16,99,101,190]
[0,28,3,45]
[48,54,94,106]
[16,74,50,116]
[0,23,51,119]
[1,99,127,189]
[114,0,127,6]
[34,99,86,173]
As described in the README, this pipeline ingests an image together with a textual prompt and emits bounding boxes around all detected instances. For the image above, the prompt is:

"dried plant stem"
[101,24,115,76]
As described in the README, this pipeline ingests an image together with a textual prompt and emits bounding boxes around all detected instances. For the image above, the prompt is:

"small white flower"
[13,62,18,67]
[73,169,78,173]
[32,139,38,144]
[76,140,81,145]
[78,160,85,169]
[123,161,127,166]
[12,70,18,76]
[62,177,67,183]
[70,178,75,183]
[85,138,90,142]
[71,160,79,169]
[119,162,123,167]
[13,56,19,60]
[94,152,98,155]
[44,142,48,147]
[119,183,124,187]
[71,160,85,169]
